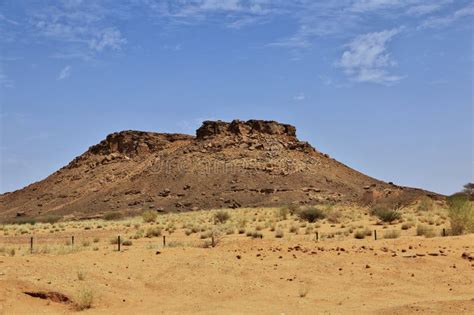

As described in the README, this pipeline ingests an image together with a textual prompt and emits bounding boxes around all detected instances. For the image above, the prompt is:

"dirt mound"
[0,119,437,220]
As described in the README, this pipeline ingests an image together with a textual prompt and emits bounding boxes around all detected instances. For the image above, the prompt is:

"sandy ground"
[0,232,473,314]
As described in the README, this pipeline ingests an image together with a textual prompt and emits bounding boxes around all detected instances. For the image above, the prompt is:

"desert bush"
[109,237,120,245]
[142,210,157,223]
[277,207,289,220]
[145,227,162,238]
[275,229,284,238]
[289,225,299,234]
[75,288,94,311]
[447,194,474,235]
[401,222,413,230]
[416,224,436,238]
[354,228,372,239]
[77,271,85,281]
[213,211,230,224]
[238,228,246,234]
[37,215,62,224]
[371,207,401,223]
[82,240,90,247]
[8,217,36,225]
[297,207,325,223]
[93,237,100,243]
[251,231,263,239]
[103,212,122,221]
[326,209,342,224]
[288,204,300,215]
[384,230,400,239]
[417,196,434,212]
[298,283,310,298]
[122,239,133,246]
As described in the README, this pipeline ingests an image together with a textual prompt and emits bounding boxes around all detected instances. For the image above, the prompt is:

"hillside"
[0,120,437,221]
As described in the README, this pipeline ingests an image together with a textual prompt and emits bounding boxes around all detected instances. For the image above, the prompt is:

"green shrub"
[75,288,94,310]
[37,215,62,224]
[9,217,36,225]
[447,194,474,235]
[145,227,162,238]
[372,207,401,223]
[213,211,230,224]
[417,196,434,212]
[103,212,122,221]
[142,210,157,223]
[416,224,436,238]
[297,207,325,223]
[354,228,371,239]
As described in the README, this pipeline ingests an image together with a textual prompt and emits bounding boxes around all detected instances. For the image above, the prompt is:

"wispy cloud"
[406,4,444,16]
[338,28,403,84]
[57,65,71,80]
[419,4,474,29]
[144,0,278,28]
[0,67,14,88]
[30,1,127,58]
[0,13,19,25]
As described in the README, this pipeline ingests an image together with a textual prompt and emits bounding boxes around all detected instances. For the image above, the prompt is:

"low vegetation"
[447,194,474,235]
[371,207,401,223]
[75,288,94,311]
[297,207,325,223]
[142,210,157,223]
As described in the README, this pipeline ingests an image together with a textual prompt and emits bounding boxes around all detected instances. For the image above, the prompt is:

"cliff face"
[0,120,434,221]
[196,120,297,139]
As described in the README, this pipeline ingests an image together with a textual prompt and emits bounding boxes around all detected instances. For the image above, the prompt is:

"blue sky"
[0,0,472,195]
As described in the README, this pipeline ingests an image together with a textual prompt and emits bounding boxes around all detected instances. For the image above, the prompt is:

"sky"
[0,0,472,195]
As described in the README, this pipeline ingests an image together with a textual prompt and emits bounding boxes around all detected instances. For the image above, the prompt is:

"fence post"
[163,235,166,247]
[374,230,377,241]
[442,228,446,237]
[211,235,215,247]
[72,236,75,247]
[117,235,121,252]
[315,231,319,242]
[30,236,33,254]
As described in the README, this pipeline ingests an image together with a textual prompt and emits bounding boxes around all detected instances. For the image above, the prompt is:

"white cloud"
[420,4,474,29]
[30,1,126,57]
[406,4,443,16]
[350,0,407,13]
[0,13,19,25]
[57,65,71,80]
[293,93,305,101]
[0,66,14,88]
[338,28,403,84]
[89,28,126,52]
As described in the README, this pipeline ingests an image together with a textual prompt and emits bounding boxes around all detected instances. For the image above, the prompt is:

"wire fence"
[0,225,453,256]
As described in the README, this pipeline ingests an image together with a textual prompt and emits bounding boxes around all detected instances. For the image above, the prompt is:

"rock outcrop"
[0,119,435,221]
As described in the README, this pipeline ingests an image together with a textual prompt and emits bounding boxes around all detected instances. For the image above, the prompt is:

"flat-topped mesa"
[196,119,297,139]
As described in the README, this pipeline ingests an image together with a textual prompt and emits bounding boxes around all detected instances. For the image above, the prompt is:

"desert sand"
[1,207,473,314]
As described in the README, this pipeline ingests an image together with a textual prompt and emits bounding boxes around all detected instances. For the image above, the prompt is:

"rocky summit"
[0,120,435,221]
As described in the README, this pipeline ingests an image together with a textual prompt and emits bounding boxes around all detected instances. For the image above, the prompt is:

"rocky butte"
[0,120,437,221]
